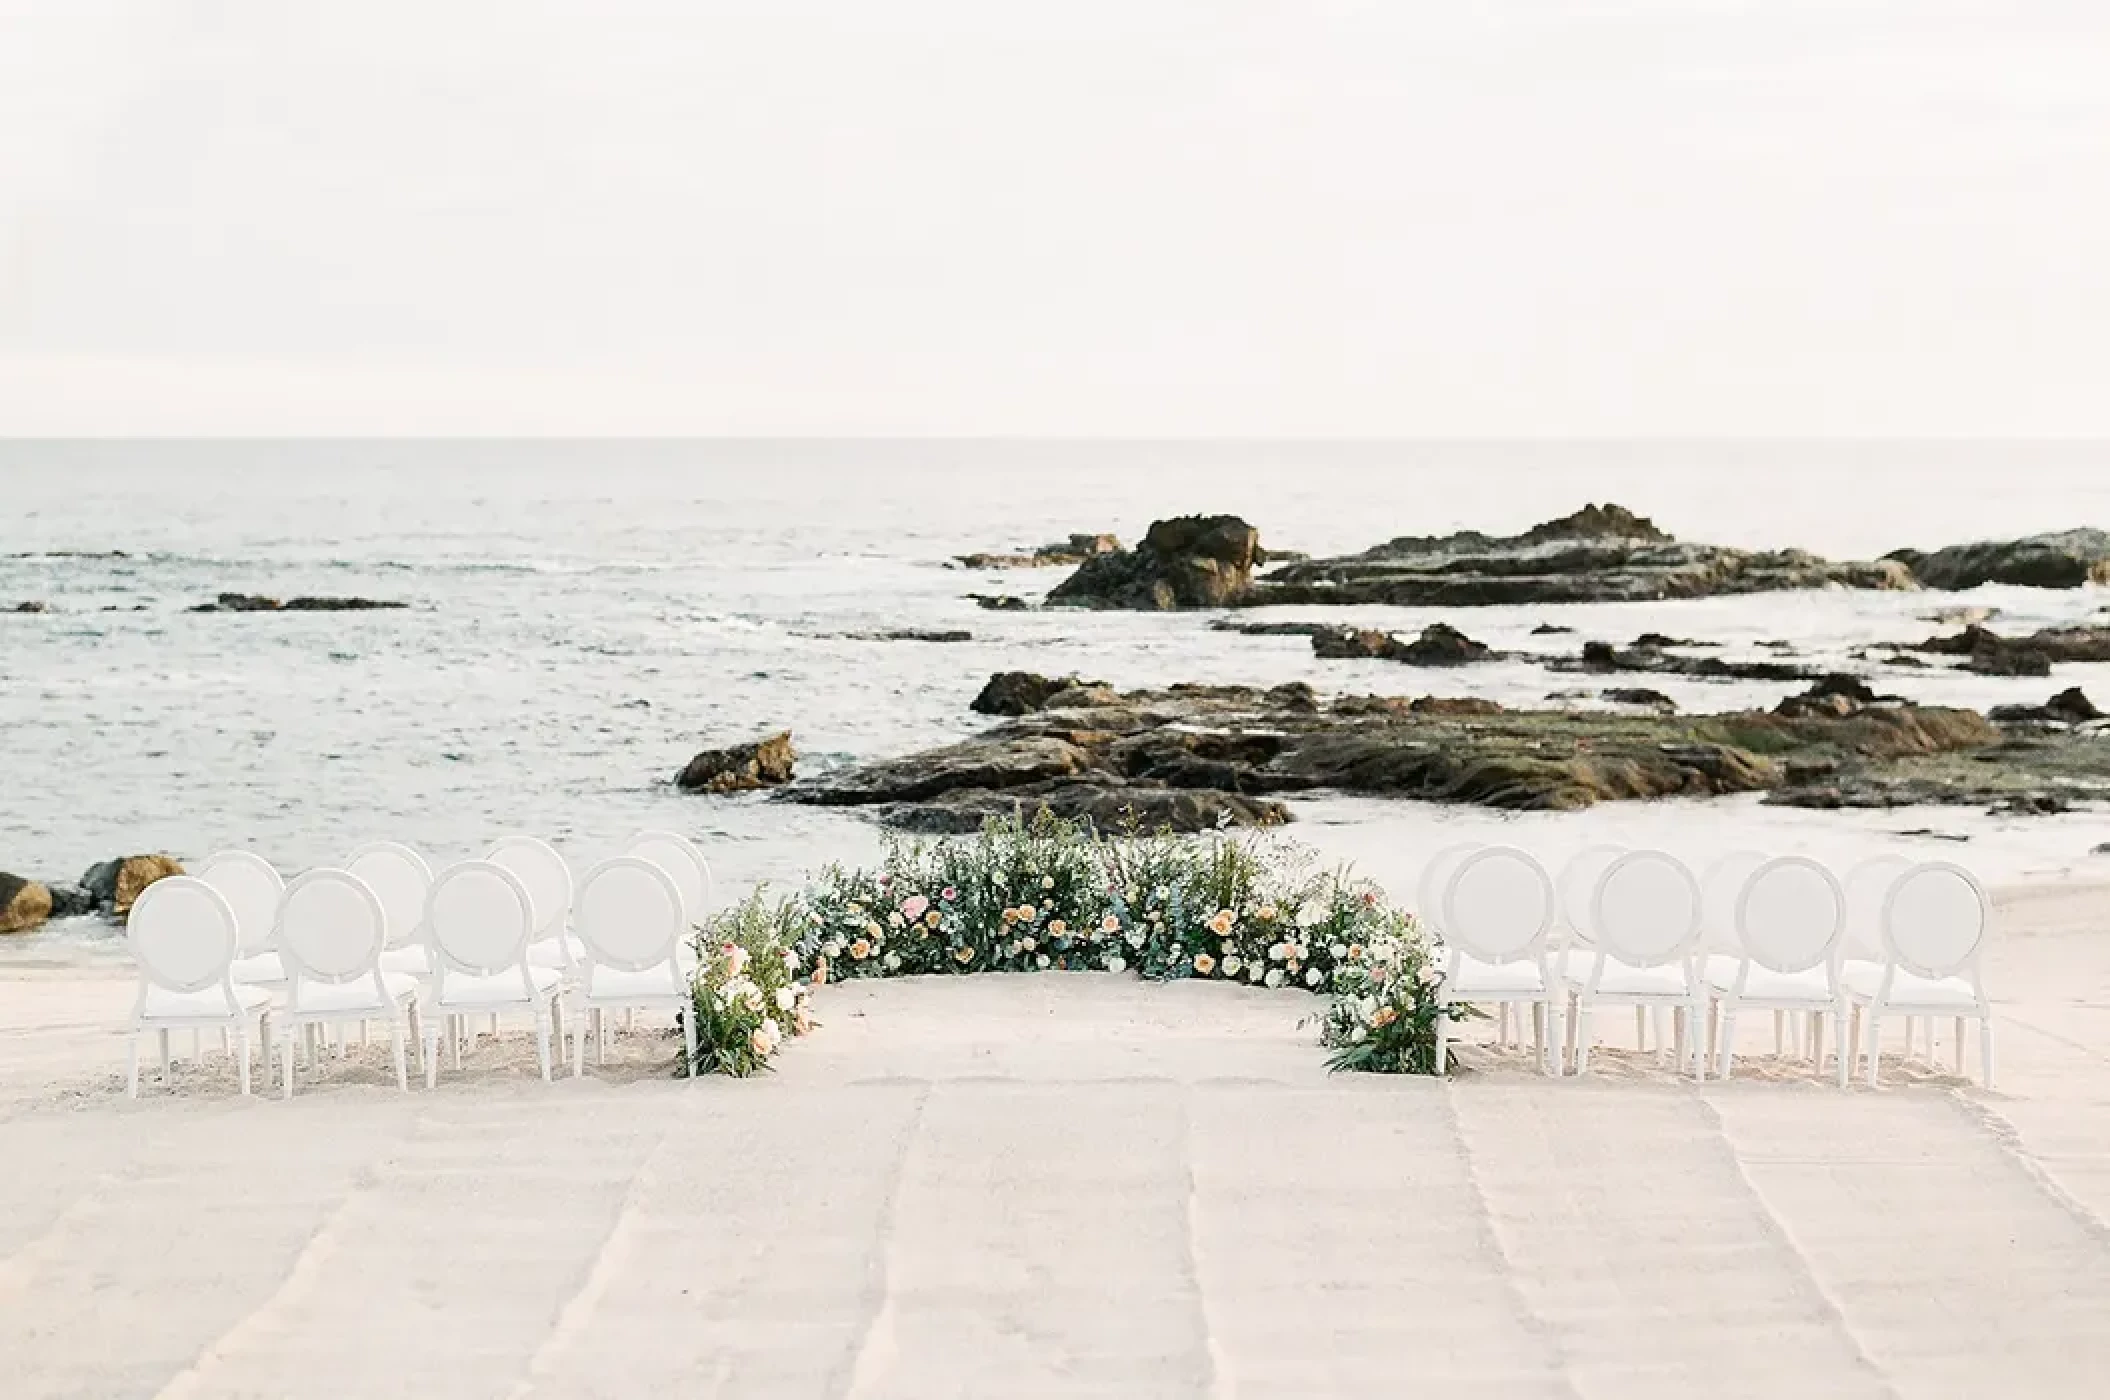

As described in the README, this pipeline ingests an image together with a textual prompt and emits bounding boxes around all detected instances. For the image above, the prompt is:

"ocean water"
[4,439,2108,955]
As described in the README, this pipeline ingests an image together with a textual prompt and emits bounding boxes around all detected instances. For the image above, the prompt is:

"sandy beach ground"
[4,883,2107,1399]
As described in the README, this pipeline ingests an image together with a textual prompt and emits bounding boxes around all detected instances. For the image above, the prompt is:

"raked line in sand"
[2,882,2108,1399]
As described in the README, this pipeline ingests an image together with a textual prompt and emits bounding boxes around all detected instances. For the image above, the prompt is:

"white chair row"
[122,831,715,1098]
[1421,843,1995,1088]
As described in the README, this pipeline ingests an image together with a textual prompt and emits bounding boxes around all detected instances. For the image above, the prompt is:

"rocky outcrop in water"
[0,873,53,935]
[1045,515,1261,610]
[1251,504,1913,607]
[1552,640,1822,683]
[1912,623,2110,677]
[80,854,185,918]
[676,732,797,792]
[955,533,1121,570]
[10,601,46,614]
[191,593,409,613]
[1308,623,1495,666]
[1888,529,2110,591]
[968,594,1031,611]
[780,670,2078,828]
[1988,688,2105,728]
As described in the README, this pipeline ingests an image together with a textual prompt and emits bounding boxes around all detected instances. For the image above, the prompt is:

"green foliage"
[686,886,816,1077]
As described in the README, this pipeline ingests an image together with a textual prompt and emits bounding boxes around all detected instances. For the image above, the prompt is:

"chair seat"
[579,961,693,1003]
[231,952,285,985]
[1704,957,1839,1006]
[430,966,562,1010]
[1561,950,1694,999]
[1447,956,1548,998]
[528,934,586,970]
[1841,961,1982,1011]
[286,971,419,1016]
[379,945,432,977]
[142,983,273,1021]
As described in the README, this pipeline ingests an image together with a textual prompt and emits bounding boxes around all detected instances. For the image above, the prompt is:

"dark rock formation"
[676,732,797,792]
[969,594,1031,611]
[1988,688,2105,727]
[1888,529,2110,590]
[1602,688,1677,712]
[1309,623,1494,666]
[1774,674,1886,720]
[1911,623,2110,676]
[1,873,53,935]
[80,854,185,917]
[1631,633,1712,649]
[784,670,2058,828]
[10,601,46,613]
[838,629,973,643]
[971,671,1116,717]
[191,593,409,613]
[1531,623,1576,635]
[1046,515,1261,610]
[1250,504,1912,608]
[45,884,95,919]
[1556,640,1821,683]
[1210,619,1338,638]
[955,533,1122,570]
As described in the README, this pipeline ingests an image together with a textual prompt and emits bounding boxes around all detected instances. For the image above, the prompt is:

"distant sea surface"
[6,440,2109,955]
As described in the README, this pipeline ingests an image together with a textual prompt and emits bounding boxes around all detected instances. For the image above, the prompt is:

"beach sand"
[3,883,2107,1398]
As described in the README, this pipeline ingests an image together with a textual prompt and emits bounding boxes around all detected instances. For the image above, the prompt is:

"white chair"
[1563,849,1706,1079]
[569,857,698,1077]
[421,860,563,1086]
[1706,856,1850,1086]
[124,876,272,1097]
[1701,849,1792,1056]
[625,830,714,928]
[1434,846,1560,1075]
[195,850,287,988]
[275,869,421,1097]
[1556,843,1646,1048]
[1840,854,1944,1062]
[485,836,581,972]
[1416,842,1486,1034]
[347,841,436,978]
[1845,861,1996,1088]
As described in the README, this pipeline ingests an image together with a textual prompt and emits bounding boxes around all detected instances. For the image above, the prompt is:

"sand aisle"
[3,883,2108,1399]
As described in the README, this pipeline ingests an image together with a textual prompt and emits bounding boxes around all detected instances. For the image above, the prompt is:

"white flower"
[1105,955,1128,974]
[1351,1026,1368,1044]
[1247,964,1264,983]
[1220,939,1234,955]
[1330,943,1348,959]
[774,987,797,1011]
[1265,969,1286,989]
[822,938,843,958]
[1222,955,1242,976]
[883,952,903,971]
[1042,875,1054,890]
[1021,937,1036,952]
[1268,942,1287,962]
[1036,954,1051,969]
[1127,932,1145,949]
[1305,968,1323,987]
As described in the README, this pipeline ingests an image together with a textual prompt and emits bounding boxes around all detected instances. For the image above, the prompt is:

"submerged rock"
[1556,640,1821,683]
[45,884,96,919]
[1309,623,1494,666]
[81,854,185,917]
[1912,623,2110,676]
[838,628,973,643]
[10,600,47,614]
[1046,515,1261,610]
[1252,504,1912,608]
[1988,688,2105,727]
[955,533,1121,570]
[1602,688,1678,712]
[1888,529,2110,590]
[968,594,1031,611]
[191,593,410,613]
[1,874,53,935]
[676,732,796,792]
[970,671,1115,717]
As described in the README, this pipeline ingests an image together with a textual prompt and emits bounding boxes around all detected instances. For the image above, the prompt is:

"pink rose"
[901,894,930,921]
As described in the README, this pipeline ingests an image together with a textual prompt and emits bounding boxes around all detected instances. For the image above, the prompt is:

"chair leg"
[1653,1007,1671,1063]
[220,1026,232,1056]
[1811,1013,1825,1070]
[1634,1006,1647,1052]
[1563,993,1581,1074]
[683,1003,700,1078]
[159,1029,172,1087]
[1865,1011,1882,1087]
[127,1033,140,1099]
[535,1004,553,1083]
[391,1019,409,1092]
[1981,1018,1996,1090]
[408,1003,424,1073]
[190,1028,201,1063]
[1954,1017,1966,1075]
[260,1013,275,1080]
[1495,1003,1509,1049]
[1834,1009,1850,1088]
[1719,1004,1739,1080]
[451,1017,463,1070]
[1904,1016,1915,1060]
[1672,1006,1687,1076]
[424,1023,440,1090]
[1531,1003,1547,1075]
[573,1008,587,1078]
[1574,1002,1594,1076]
[283,1028,296,1099]
[1434,1010,1450,1075]
[361,1019,371,1048]
[237,1021,252,1097]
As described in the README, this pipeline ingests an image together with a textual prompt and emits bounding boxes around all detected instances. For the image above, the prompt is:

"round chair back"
[1591,849,1702,968]
[1415,843,1482,936]
[128,877,240,993]
[425,861,536,976]
[346,841,434,949]
[1734,856,1846,974]
[194,850,286,957]
[1881,862,1990,980]
[575,858,687,972]
[625,830,713,925]
[484,836,573,938]
[1442,846,1555,965]
[1558,845,1629,943]
[278,869,389,985]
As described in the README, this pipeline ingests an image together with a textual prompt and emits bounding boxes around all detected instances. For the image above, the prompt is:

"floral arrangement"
[682,813,1448,1077]
[686,887,817,1077]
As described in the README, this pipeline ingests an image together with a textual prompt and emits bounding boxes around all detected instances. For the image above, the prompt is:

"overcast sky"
[2,2,2107,436]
